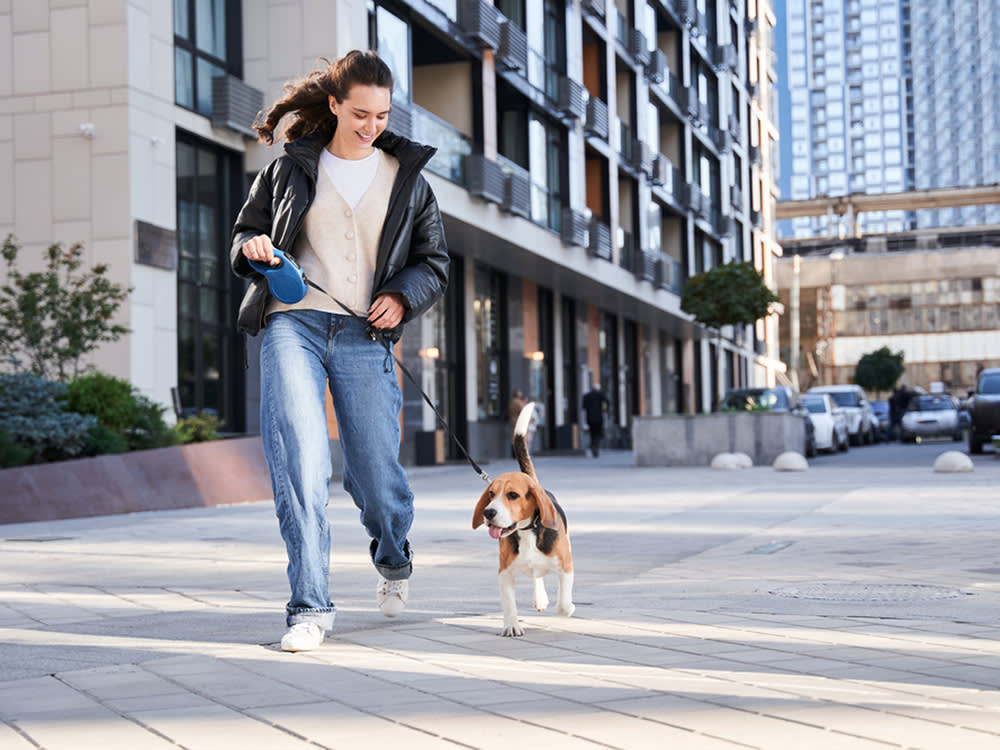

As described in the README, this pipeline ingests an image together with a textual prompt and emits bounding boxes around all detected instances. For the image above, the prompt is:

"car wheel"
[838,433,849,452]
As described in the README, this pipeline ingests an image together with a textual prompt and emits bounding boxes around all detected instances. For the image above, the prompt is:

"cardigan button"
[345,209,353,217]
[345,230,355,240]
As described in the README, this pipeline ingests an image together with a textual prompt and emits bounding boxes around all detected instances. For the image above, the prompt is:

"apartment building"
[777,0,909,237]
[1,0,782,463]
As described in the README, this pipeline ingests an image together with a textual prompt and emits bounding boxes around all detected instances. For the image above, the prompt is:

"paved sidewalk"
[2,448,1000,749]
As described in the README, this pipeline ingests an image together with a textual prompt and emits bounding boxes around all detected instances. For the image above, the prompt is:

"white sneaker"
[280,622,324,652]
[377,578,408,617]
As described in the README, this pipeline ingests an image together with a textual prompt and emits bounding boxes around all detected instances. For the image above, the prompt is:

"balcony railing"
[411,105,472,186]
[660,256,683,294]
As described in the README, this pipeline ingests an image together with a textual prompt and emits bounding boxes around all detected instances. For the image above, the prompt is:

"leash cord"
[303,277,491,484]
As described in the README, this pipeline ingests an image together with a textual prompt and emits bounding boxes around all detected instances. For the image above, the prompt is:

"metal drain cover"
[768,583,966,602]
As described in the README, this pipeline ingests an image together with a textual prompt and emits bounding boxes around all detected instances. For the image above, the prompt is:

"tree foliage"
[0,235,130,381]
[680,261,780,331]
[853,346,905,393]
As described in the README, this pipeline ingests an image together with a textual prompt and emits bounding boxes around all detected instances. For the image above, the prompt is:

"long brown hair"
[253,50,394,145]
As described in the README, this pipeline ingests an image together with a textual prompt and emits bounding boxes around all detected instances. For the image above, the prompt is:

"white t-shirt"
[320,147,380,210]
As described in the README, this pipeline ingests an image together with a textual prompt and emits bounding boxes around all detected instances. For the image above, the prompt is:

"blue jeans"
[260,310,414,630]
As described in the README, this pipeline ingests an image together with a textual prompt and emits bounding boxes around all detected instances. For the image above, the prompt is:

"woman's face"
[329,84,392,157]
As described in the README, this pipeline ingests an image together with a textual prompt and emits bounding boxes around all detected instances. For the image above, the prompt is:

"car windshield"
[824,391,860,407]
[801,397,826,414]
[911,395,954,412]
[721,389,788,411]
[979,373,1000,394]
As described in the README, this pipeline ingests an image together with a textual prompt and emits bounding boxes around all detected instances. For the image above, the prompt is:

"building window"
[175,133,244,430]
[473,265,508,421]
[174,0,241,116]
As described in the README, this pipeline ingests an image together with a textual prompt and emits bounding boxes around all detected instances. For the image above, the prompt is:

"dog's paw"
[533,593,549,612]
[557,602,575,617]
[501,623,524,637]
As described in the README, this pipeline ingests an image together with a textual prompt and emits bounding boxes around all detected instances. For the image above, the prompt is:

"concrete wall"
[633,412,808,467]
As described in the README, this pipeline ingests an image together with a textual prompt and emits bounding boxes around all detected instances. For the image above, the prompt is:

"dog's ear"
[473,484,494,529]
[527,478,559,531]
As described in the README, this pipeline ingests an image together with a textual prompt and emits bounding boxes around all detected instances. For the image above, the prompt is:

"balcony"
[410,106,473,186]
[584,93,609,140]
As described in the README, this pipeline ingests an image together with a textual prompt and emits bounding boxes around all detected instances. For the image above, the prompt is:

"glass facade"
[174,0,241,116]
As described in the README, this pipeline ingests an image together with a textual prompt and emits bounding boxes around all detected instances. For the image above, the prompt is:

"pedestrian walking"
[230,50,449,652]
[581,383,610,457]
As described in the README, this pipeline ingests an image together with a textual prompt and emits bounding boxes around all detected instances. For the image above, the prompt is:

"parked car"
[900,394,964,442]
[870,399,890,441]
[800,393,849,453]
[719,386,816,458]
[806,385,877,445]
[967,368,1000,453]
[719,386,796,412]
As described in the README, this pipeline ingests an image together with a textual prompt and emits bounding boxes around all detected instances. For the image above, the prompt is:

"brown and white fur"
[473,402,574,636]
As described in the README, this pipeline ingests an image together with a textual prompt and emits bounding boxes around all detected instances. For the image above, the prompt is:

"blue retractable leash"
[249,248,490,483]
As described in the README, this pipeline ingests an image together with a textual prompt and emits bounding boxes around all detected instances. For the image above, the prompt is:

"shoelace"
[379,579,405,598]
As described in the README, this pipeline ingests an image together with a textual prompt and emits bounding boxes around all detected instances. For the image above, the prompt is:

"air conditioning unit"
[629,29,650,66]
[465,155,505,205]
[560,207,589,247]
[458,0,501,49]
[211,74,264,137]
[497,20,528,72]
[647,49,666,84]
[502,167,531,218]
[584,94,609,140]
[557,76,585,120]
[386,100,412,139]
[588,219,612,260]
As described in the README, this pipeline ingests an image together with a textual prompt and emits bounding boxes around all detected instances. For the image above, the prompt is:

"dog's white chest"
[509,531,561,578]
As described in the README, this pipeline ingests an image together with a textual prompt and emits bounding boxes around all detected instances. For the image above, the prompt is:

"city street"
[2,445,1000,749]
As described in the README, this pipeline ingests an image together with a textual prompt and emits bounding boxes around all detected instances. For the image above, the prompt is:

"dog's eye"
[506,491,519,500]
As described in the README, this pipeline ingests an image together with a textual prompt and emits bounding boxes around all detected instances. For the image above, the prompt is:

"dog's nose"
[483,508,497,521]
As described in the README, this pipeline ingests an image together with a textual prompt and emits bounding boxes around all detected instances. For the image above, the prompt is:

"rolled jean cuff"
[371,539,412,580]
[287,606,336,631]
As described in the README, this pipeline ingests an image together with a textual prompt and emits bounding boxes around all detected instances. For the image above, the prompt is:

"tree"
[0,235,130,381]
[680,261,780,408]
[853,346,904,394]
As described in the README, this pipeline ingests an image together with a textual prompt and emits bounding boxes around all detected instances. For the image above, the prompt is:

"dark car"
[967,368,1000,453]
[870,400,890,442]
[719,386,816,458]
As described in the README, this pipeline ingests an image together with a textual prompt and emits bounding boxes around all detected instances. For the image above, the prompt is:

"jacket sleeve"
[379,177,450,322]
[230,163,275,279]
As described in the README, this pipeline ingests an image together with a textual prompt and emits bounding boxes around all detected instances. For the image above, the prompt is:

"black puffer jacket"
[230,126,450,339]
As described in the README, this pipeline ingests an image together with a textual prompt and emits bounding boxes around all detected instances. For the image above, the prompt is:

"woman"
[231,51,449,652]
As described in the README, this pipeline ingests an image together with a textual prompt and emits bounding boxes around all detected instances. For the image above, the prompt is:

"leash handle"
[303,278,491,483]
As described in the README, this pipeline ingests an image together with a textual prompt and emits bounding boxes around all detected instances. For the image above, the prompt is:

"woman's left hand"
[368,293,407,329]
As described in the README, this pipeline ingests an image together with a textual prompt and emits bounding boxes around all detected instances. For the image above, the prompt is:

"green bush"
[64,372,135,432]
[65,372,176,452]
[0,372,97,463]
[174,412,223,444]
[0,430,33,468]
[128,394,177,450]
[81,423,129,457]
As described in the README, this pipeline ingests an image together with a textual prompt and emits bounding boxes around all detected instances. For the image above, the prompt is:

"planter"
[633,412,809,467]
[0,436,272,525]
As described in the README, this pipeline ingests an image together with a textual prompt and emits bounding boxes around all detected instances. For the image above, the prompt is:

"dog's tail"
[513,401,538,482]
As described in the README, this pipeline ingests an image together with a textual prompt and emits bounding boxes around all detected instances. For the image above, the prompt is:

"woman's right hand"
[242,235,280,266]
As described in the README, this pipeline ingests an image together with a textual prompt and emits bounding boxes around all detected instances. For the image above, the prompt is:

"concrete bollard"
[933,451,974,473]
[773,451,809,472]
[711,452,753,470]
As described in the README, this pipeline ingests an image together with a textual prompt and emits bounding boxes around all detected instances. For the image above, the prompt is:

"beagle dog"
[473,402,575,636]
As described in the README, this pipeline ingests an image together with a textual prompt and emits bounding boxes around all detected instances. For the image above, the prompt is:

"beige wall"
[413,62,474,136]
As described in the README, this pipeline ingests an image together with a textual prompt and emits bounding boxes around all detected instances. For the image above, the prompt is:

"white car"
[807,384,876,445]
[901,394,964,442]
[800,393,850,453]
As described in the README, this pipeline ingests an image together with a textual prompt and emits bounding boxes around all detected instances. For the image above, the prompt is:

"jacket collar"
[283,124,437,180]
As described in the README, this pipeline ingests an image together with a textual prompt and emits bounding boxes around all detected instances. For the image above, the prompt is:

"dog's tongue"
[489,526,503,539]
